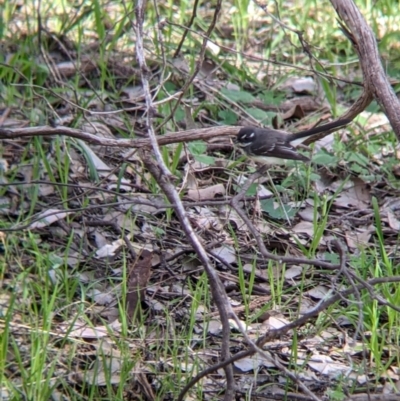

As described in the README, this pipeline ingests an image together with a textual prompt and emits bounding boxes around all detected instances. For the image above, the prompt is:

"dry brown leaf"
[273,104,305,127]
[96,239,124,258]
[334,178,371,210]
[285,266,303,280]
[264,315,290,330]
[212,245,237,265]
[30,209,72,229]
[59,319,122,339]
[386,210,400,231]
[234,352,275,372]
[281,76,317,94]
[76,355,123,385]
[307,352,349,376]
[126,249,153,320]
[187,183,225,201]
[306,285,330,300]
[218,204,250,232]
[279,96,321,113]
[298,207,317,222]
[188,207,223,231]
[292,221,314,236]
[345,225,374,248]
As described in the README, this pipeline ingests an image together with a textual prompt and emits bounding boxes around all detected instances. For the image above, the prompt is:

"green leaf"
[260,198,296,219]
[218,109,238,124]
[188,140,215,165]
[312,151,338,165]
[366,100,380,113]
[349,163,369,175]
[345,152,369,167]
[194,154,215,165]
[221,88,256,103]
[323,252,340,264]
[260,91,285,105]
[188,141,207,155]
[164,81,177,92]
[310,173,321,182]
[244,107,274,124]
[245,183,258,196]
[174,106,185,122]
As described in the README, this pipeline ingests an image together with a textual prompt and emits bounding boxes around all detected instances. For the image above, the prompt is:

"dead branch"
[0,125,239,148]
[331,0,400,137]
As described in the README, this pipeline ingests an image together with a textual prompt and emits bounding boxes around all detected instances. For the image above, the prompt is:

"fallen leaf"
[345,225,374,248]
[306,285,330,300]
[30,209,72,229]
[298,207,317,222]
[285,266,303,280]
[212,245,236,265]
[234,352,275,372]
[77,355,122,385]
[96,239,124,258]
[307,353,349,376]
[334,178,371,210]
[292,221,314,236]
[187,183,225,201]
[126,249,153,320]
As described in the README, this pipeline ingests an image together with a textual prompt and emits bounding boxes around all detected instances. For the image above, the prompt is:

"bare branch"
[331,0,400,136]
[0,125,239,148]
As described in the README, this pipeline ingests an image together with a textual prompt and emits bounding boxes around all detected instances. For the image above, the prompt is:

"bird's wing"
[252,140,309,161]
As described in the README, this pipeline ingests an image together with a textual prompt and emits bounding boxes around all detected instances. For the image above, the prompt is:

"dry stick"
[226,325,323,401]
[0,125,239,148]
[0,108,357,150]
[227,169,329,401]
[151,0,168,99]
[331,239,365,341]
[225,289,324,401]
[185,170,340,401]
[331,0,400,137]
[331,239,373,401]
[0,98,366,150]
[173,0,200,58]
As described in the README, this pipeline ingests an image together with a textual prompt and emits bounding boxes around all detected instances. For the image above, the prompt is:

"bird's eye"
[248,132,255,138]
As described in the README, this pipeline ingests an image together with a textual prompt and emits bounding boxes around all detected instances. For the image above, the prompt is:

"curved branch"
[331,0,400,137]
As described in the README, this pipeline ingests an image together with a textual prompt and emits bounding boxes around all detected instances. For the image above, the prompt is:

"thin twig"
[134,0,173,178]
[173,0,200,57]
